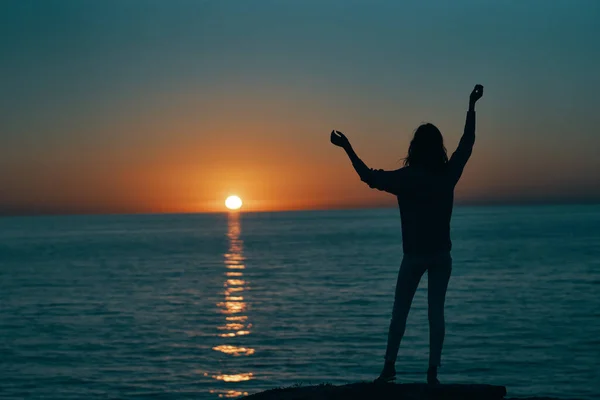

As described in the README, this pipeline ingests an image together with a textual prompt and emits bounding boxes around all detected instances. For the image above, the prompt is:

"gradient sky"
[1,0,599,215]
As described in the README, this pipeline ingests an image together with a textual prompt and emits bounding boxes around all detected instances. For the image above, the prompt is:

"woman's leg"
[427,253,452,370]
[383,255,427,363]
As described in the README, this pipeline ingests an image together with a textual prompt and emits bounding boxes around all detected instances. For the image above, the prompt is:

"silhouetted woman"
[330,84,484,384]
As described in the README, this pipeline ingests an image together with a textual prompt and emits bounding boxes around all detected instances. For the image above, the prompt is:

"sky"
[1,0,599,215]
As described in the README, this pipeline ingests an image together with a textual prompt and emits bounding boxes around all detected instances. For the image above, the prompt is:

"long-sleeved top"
[363,111,476,255]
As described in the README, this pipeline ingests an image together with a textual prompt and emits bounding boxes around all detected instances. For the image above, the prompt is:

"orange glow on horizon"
[4,75,600,217]
[4,132,550,215]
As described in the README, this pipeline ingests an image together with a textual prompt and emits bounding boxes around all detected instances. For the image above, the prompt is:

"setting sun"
[225,196,243,210]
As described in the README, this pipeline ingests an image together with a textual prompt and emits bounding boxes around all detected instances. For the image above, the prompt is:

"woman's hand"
[469,84,484,109]
[330,130,351,149]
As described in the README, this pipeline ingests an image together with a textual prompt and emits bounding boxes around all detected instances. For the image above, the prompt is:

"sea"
[1,205,599,400]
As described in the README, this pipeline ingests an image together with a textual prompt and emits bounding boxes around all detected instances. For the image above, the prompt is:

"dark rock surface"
[239,382,569,400]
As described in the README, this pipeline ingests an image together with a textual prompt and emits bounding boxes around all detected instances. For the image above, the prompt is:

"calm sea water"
[1,206,599,399]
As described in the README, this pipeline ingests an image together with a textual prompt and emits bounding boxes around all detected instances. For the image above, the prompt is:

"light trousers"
[384,252,452,367]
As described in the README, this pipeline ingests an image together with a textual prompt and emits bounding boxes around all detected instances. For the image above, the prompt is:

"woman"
[330,84,484,384]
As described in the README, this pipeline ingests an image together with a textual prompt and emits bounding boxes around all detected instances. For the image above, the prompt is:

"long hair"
[403,123,448,171]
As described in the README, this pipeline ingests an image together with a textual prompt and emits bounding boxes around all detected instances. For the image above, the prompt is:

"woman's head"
[404,123,448,170]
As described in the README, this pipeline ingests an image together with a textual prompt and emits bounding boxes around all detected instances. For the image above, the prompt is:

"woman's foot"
[427,365,440,385]
[374,361,396,383]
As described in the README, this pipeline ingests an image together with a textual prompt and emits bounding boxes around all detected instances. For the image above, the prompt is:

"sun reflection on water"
[212,345,256,356]
[209,389,250,398]
[212,372,254,382]
[212,213,254,392]
[218,323,245,330]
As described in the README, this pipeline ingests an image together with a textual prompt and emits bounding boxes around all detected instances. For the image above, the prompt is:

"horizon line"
[1,199,599,218]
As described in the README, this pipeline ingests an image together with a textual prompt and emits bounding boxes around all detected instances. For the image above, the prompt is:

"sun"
[225,195,243,210]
